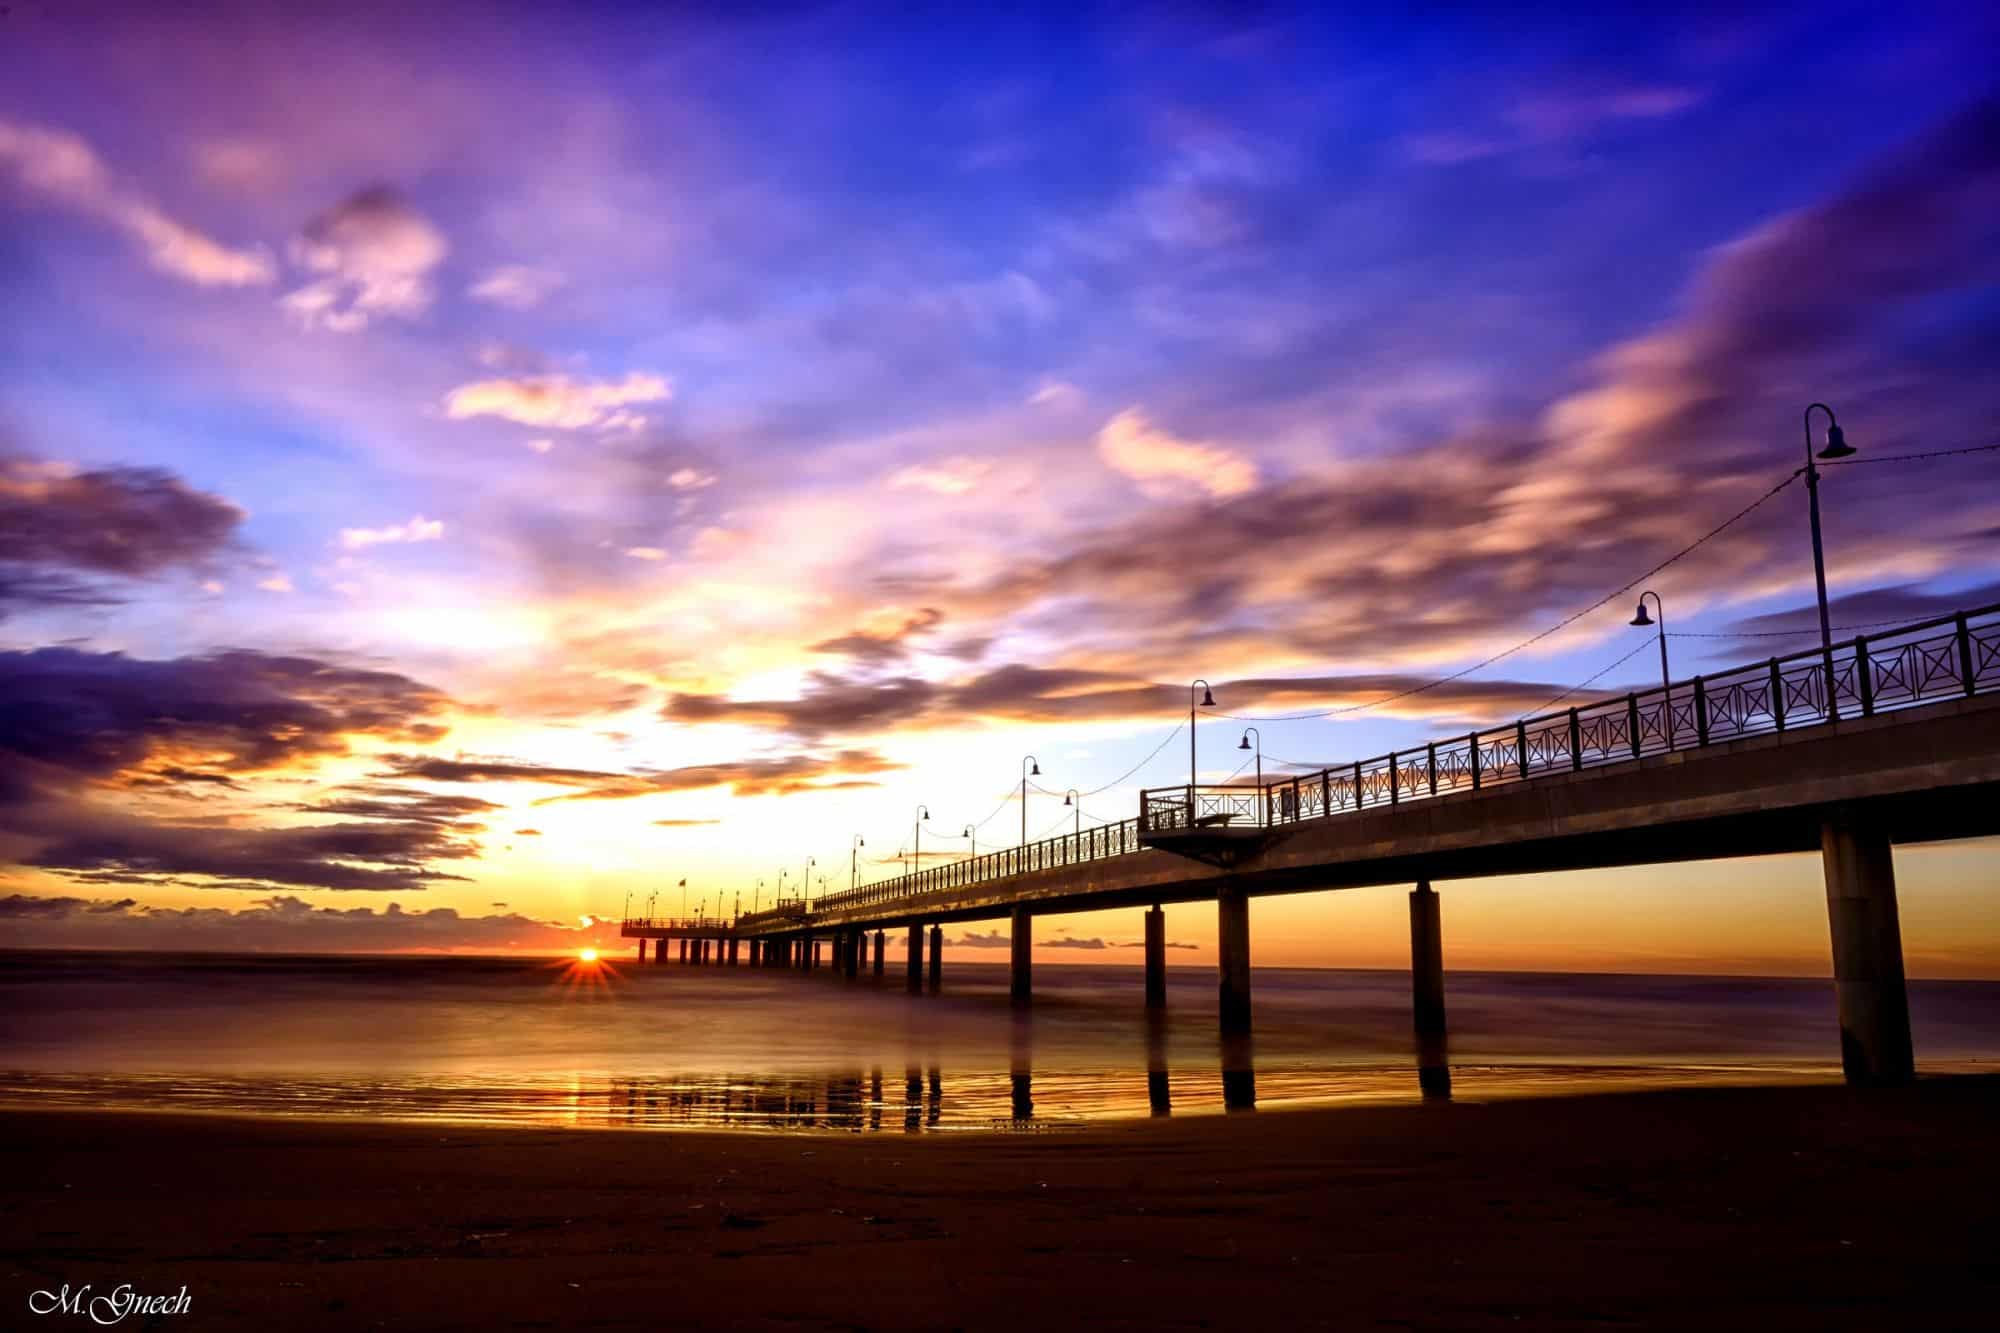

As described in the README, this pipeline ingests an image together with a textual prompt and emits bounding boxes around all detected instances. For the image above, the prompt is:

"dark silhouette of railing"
[760,603,2000,925]
[1143,603,1999,834]
[620,916,736,932]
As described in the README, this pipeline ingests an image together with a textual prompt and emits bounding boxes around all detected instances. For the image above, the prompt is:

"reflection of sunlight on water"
[5,955,2000,1135]
[11,1060,1989,1135]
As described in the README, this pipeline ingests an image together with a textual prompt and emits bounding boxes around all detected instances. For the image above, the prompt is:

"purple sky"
[2,4,1997,966]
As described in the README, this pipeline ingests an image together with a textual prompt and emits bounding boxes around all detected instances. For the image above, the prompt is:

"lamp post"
[1803,402,1856,688]
[913,805,929,878]
[850,834,865,895]
[1189,679,1216,789]
[754,877,764,914]
[1629,592,1671,691]
[776,869,789,906]
[1061,788,1081,838]
[1237,726,1262,790]
[962,824,976,859]
[1020,755,1040,847]
[802,855,816,910]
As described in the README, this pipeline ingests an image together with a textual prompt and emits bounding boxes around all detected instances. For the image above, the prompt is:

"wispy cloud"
[443,372,671,430]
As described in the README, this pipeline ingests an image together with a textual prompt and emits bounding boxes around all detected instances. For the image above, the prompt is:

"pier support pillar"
[679,939,688,963]
[906,924,924,994]
[873,930,886,978]
[1217,886,1251,1035]
[1410,880,1451,1099]
[1144,905,1166,1010]
[1010,905,1032,1007]
[928,924,942,994]
[636,939,647,964]
[844,930,860,979]
[1822,810,1915,1086]
[727,939,739,966]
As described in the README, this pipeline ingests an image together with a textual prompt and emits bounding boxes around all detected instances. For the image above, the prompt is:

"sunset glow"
[2,6,1996,975]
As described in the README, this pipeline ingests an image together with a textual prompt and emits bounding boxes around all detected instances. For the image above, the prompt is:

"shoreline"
[6,1076,1998,1329]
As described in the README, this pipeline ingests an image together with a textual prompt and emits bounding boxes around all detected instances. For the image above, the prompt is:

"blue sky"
[2,2,1997,965]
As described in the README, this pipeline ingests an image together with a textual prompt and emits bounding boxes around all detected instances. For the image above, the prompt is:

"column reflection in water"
[1009,1010,1034,1121]
[869,1067,882,1133]
[926,1065,942,1129]
[1220,1029,1256,1112]
[904,1067,922,1133]
[1145,1010,1171,1117]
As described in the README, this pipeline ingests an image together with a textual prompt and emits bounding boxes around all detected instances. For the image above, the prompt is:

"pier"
[627,604,2000,1093]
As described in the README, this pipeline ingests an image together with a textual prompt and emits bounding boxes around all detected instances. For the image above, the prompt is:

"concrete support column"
[1144,905,1166,1010]
[1009,905,1032,1007]
[906,924,924,994]
[636,939,647,964]
[727,938,739,966]
[679,939,688,963]
[873,930,886,978]
[927,924,942,994]
[1410,880,1450,1099]
[1822,810,1915,1086]
[1217,886,1251,1035]
[847,930,861,979]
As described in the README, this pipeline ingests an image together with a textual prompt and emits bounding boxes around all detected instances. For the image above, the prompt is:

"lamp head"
[1238,734,1251,750]
[1200,686,1215,707]
[1063,792,1072,806]
[1029,759,1040,776]
[1817,422,1855,460]
[1630,599,1654,627]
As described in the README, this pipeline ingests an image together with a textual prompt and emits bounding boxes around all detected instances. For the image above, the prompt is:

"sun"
[578,947,599,963]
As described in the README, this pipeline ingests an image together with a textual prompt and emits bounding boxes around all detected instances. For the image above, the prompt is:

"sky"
[2,2,1998,972]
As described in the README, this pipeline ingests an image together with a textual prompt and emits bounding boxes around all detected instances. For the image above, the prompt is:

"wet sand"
[4,1078,1997,1330]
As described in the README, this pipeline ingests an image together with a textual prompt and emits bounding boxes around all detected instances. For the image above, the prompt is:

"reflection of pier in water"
[600,1017,1272,1131]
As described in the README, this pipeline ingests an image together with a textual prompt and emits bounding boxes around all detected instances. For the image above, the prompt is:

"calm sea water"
[2,950,1996,1133]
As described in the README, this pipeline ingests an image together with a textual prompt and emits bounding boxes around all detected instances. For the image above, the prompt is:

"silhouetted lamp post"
[1062,788,1080,838]
[1189,679,1215,789]
[1237,727,1262,791]
[802,855,816,910]
[1803,402,1856,681]
[962,823,976,859]
[1629,592,1671,690]
[913,805,929,877]
[850,834,865,895]
[1020,755,1040,848]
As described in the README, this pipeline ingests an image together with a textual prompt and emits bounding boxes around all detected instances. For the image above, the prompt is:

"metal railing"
[619,916,736,933]
[805,817,1145,918]
[740,602,1998,927]
[1141,603,2000,833]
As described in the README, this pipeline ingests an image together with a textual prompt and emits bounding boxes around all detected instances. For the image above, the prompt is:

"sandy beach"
[5,1077,1997,1330]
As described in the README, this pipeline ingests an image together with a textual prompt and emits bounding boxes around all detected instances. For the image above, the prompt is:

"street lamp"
[1062,788,1081,837]
[754,877,765,914]
[1629,592,1671,691]
[776,868,790,905]
[1189,679,1216,789]
[802,855,816,910]
[962,823,976,858]
[913,805,929,877]
[850,834,865,895]
[1237,727,1262,791]
[1803,402,1856,684]
[1020,755,1040,847]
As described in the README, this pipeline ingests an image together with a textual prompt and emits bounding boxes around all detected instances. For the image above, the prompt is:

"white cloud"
[257,573,294,593]
[668,467,716,490]
[888,457,992,496]
[339,515,445,550]
[468,265,565,310]
[0,119,274,286]
[1028,379,1084,409]
[624,546,667,561]
[526,438,555,454]
[1095,408,1257,499]
[442,372,672,430]
[286,187,447,331]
